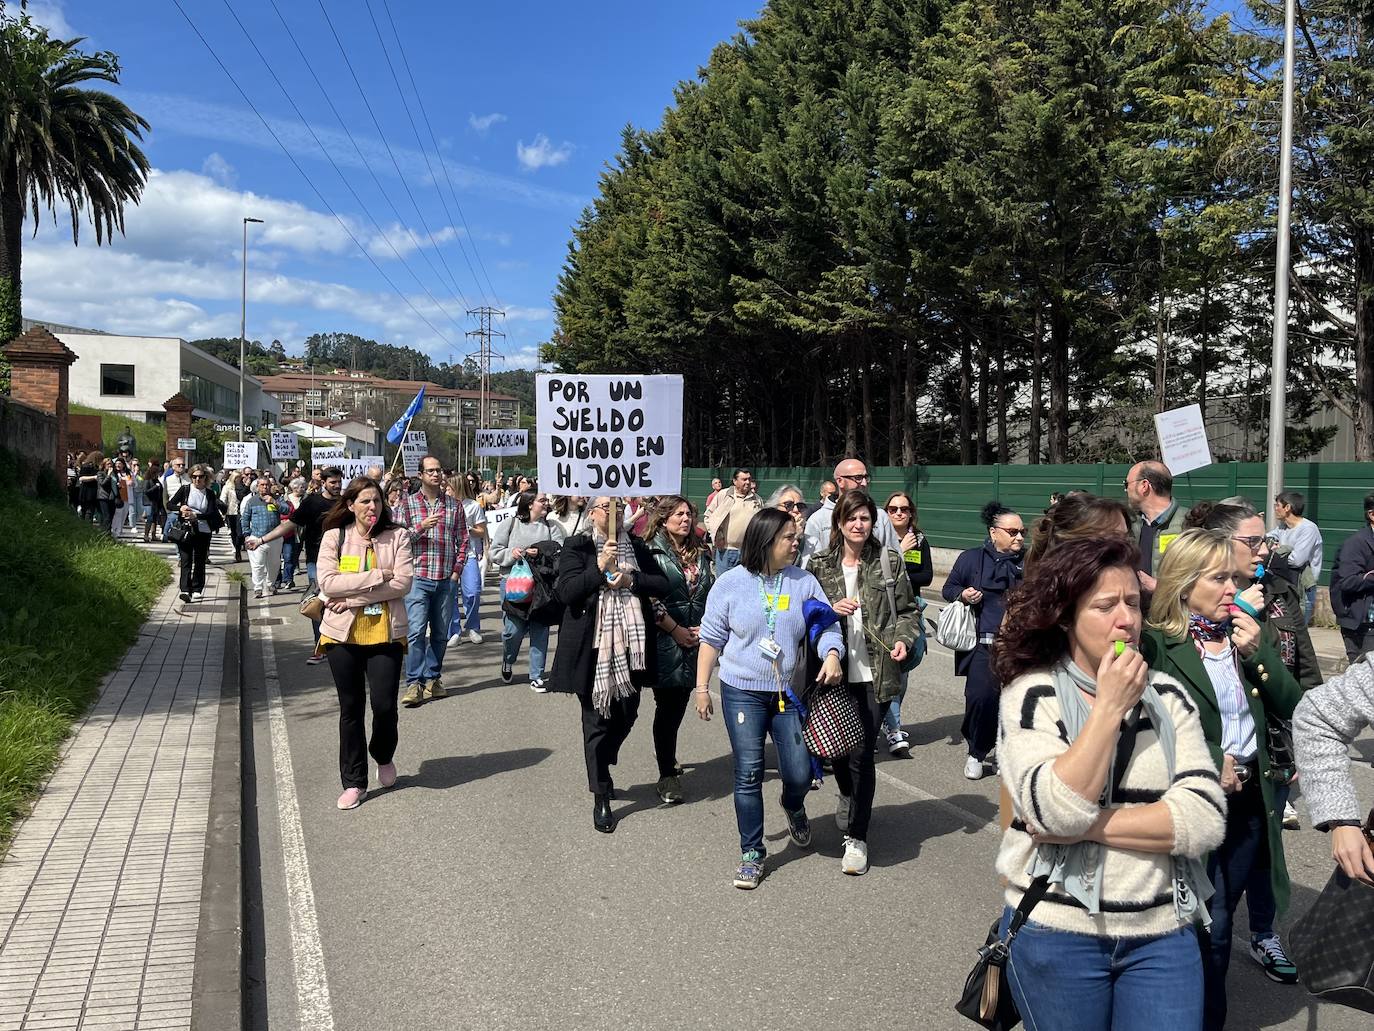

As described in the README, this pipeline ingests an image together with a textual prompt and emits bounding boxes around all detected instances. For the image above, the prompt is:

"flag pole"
[387,409,416,479]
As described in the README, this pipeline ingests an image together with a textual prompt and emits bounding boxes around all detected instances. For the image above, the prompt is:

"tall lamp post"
[1265,0,1297,509]
[239,216,264,443]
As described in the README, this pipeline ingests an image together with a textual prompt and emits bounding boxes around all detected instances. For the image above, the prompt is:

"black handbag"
[955,876,1049,1029]
[165,517,192,544]
[1287,811,1374,1014]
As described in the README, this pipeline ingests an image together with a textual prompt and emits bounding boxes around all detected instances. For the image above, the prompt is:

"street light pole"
[1265,0,1297,510]
[239,216,264,443]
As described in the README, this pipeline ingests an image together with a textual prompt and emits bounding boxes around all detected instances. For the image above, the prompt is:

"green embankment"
[0,489,171,848]
[70,403,167,457]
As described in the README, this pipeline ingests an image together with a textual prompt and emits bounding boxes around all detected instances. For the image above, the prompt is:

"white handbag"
[935,600,978,652]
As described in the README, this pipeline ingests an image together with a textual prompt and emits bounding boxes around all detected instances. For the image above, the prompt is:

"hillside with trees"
[545,0,1373,466]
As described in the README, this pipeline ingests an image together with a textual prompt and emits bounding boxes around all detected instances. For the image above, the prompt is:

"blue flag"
[387,386,425,444]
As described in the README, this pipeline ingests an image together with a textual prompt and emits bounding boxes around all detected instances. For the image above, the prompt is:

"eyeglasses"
[994,526,1027,537]
[1232,535,1269,553]
[590,502,611,512]
[779,501,802,511]
[1121,478,1139,490]
[422,467,443,475]
[886,504,912,514]
[838,472,870,483]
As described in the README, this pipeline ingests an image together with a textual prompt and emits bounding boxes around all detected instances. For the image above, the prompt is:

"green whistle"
[1114,640,1127,657]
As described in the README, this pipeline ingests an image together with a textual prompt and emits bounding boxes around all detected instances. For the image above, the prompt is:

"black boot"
[592,793,615,833]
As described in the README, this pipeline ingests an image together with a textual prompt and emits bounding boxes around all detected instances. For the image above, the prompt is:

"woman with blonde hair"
[1140,529,1304,1030]
[167,464,227,603]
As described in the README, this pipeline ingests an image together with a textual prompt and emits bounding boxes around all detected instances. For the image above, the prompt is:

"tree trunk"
[959,331,973,465]
[1155,282,1168,413]
[813,373,828,466]
[845,339,859,457]
[902,337,918,466]
[976,330,989,465]
[996,325,1009,464]
[1048,301,1070,463]
[0,169,24,344]
[861,339,874,462]
[1029,307,1043,465]
[1197,279,1210,420]
[887,341,901,467]
[1355,228,1374,461]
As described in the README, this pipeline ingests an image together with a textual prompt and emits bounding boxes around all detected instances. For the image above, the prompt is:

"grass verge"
[71,403,167,458]
[0,490,171,849]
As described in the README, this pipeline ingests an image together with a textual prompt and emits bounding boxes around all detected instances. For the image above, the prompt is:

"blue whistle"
[1254,562,1265,580]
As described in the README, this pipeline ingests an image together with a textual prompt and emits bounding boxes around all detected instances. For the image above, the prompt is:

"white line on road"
[260,601,336,1031]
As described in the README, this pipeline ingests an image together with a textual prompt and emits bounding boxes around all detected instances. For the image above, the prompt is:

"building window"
[180,373,238,420]
[100,364,136,396]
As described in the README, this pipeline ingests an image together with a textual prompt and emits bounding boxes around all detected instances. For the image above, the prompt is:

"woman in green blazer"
[1139,529,1304,1031]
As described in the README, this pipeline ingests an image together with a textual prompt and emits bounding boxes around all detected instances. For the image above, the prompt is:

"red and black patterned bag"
[802,684,864,758]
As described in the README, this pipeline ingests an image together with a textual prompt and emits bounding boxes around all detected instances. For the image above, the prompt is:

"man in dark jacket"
[1330,492,1374,662]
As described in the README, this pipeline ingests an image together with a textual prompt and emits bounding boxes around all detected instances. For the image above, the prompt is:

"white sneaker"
[529,678,548,693]
[887,730,911,757]
[190,592,204,602]
[447,633,463,647]
[466,629,484,645]
[1282,801,1300,830]
[964,755,987,780]
[841,836,869,875]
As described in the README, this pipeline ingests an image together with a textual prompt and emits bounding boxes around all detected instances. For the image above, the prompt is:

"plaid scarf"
[591,529,647,716]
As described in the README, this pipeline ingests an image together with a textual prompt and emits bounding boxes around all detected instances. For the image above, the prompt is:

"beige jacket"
[705,489,761,552]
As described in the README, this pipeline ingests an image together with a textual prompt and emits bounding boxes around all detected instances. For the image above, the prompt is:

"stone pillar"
[2,325,77,474]
[163,393,196,465]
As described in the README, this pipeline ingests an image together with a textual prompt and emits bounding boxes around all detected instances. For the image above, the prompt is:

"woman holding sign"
[316,477,414,811]
[549,497,670,833]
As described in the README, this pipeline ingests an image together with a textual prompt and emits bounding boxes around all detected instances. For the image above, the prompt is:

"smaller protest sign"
[269,430,298,460]
[1154,404,1212,476]
[223,441,259,470]
[475,428,529,457]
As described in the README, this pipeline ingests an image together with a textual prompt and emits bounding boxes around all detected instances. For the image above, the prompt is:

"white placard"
[309,447,347,466]
[401,442,425,476]
[175,437,197,451]
[1154,403,1213,476]
[536,374,682,496]
[269,430,298,460]
[475,428,528,457]
[404,430,428,449]
[486,502,518,536]
[222,441,259,471]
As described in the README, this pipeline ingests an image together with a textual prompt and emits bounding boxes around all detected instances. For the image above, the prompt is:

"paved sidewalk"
[0,534,235,1031]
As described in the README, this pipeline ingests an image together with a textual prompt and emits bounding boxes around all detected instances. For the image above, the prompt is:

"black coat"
[1330,525,1374,629]
[168,485,227,534]
[548,533,671,699]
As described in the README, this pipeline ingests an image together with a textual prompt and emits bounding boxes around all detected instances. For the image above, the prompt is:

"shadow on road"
[396,747,553,791]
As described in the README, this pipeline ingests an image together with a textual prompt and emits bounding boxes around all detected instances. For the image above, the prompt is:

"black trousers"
[326,642,404,790]
[177,532,212,593]
[579,691,641,795]
[1341,624,1373,662]
[961,643,1000,760]
[830,680,880,842]
[98,498,118,534]
[651,684,692,778]
[227,513,244,554]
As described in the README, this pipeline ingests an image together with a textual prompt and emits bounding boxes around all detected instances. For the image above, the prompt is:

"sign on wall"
[175,438,197,452]
[269,431,298,460]
[222,441,259,470]
[475,428,529,457]
[536,374,682,496]
[1154,404,1213,476]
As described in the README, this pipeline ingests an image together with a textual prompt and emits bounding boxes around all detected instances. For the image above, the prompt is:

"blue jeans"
[720,682,812,857]
[1003,909,1203,1031]
[448,552,483,636]
[1202,777,1268,1030]
[714,548,741,576]
[882,669,910,735]
[307,560,321,646]
[501,578,548,680]
[280,536,300,585]
[1242,780,1290,939]
[1303,586,1316,624]
[404,576,454,685]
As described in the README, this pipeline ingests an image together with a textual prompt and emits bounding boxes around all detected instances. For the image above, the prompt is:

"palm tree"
[0,13,150,342]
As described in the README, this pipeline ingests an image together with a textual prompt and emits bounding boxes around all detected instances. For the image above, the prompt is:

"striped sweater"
[996,669,1227,938]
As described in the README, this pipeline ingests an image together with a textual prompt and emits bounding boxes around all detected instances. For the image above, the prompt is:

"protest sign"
[486,502,518,537]
[475,428,529,457]
[309,447,347,467]
[536,375,682,496]
[401,441,425,476]
[404,430,428,449]
[223,441,259,470]
[1154,404,1212,476]
[269,430,298,460]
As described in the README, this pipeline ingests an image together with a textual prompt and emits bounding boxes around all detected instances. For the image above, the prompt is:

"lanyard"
[755,571,785,640]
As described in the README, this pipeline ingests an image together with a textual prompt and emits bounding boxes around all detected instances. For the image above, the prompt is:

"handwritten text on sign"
[223,441,259,471]
[269,431,298,460]
[475,428,529,457]
[536,374,682,495]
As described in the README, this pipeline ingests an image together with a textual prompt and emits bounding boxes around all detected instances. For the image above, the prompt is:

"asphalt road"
[240,580,1374,1031]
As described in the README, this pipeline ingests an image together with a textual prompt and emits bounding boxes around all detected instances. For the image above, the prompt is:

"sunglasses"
[191,473,207,479]
[995,526,1027,537]
[780,501,802,511]
[886,504,912,514]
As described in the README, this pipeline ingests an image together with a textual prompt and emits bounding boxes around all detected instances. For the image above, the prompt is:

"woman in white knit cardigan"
[992,536,1226,1031]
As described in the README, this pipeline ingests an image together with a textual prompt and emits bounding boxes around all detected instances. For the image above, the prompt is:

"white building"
[29,323,281,430]
[280,419,381,458]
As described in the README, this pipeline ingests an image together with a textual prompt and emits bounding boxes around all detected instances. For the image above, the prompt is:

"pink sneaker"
[336,787,366,810]
[377,762,397,788]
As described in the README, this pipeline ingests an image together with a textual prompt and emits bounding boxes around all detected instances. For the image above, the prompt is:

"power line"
[376,0,503,307]
[312,0,476,313]
[361,0,490,308]
[215,0,471,341]
[168,0,461,351]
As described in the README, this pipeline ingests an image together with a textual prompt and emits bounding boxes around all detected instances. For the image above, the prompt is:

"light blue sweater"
[699,564,844,693]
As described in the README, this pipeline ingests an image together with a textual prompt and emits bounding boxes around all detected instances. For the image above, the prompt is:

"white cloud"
[516,134,574,172]
[200,153,236,188]
[25,1,74,38]
[468,112,507,134]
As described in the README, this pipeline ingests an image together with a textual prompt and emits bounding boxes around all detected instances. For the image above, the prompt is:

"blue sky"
[19,0,761,368]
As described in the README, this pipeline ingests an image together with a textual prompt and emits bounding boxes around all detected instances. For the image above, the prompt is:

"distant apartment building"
[258,372,521,431]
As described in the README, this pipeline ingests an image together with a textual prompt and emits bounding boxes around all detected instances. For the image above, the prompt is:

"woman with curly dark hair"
[941,501,1025,779]
[1025,492,1132,571]
[992,536,1224,1030]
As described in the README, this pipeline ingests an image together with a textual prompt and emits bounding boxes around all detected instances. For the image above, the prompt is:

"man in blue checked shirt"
[395,455,470,707]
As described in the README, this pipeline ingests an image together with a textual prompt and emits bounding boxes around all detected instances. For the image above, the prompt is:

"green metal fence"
[684,463,1374,586]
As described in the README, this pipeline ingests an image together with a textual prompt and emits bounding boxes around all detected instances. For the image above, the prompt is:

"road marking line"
[259,600,336,1031]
